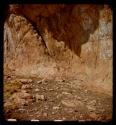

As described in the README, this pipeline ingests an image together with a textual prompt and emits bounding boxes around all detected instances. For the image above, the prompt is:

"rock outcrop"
[4,4,112,88]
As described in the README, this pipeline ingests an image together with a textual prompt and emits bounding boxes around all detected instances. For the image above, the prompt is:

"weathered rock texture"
[4,4,112,91]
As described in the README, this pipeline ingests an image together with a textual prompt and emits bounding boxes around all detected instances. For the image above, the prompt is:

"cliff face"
[4,4,112,88]
[8,4,102,57]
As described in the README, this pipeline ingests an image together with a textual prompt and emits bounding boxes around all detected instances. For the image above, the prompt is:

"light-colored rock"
[89,113,99,119]
[44,106,49,110]
[61,99,83,108]
[86,105,96,111]
[21,90,27,93]
[19,79,32,83]
[61,100,75,107]
[18,108,26,111]
[52,112,55,115]
[21,84,31,89]
[62,91,72,95]
[35,88,39,92]
[53,106,60,110]
[4,102,12,107]
[88,100,97,106]
[35,94,45,101]
[83,98,88,102]
[37,80,42,84]
[49,89,54,91]
[77,96,82,100]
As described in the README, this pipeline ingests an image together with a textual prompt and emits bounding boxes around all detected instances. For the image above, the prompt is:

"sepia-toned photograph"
[3,4,112,121]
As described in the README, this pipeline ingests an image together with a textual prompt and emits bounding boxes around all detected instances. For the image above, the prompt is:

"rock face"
[8,4,102,56]
[4,4,112,86]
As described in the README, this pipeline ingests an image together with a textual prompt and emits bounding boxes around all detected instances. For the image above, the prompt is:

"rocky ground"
[4,73,112,121]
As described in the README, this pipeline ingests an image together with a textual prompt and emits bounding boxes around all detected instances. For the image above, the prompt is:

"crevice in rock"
[22,15,50,55]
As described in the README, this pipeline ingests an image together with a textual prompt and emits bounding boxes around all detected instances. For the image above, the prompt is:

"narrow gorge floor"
[4,74,112,121]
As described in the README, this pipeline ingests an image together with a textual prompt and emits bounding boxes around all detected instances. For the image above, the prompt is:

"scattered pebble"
[21,90,27,93]
[25,95,34,100]
[37,81,42,84]
[35,94,46,101]
[21,92,31,99]
[18,108,25,111]
[87,105,96,111]
[44,106,49,110]
[61,100,76,108]
[89,113,99,119]
[28,79,33,83]
[35,88,39,92]
[4,102,12,107]
[88,100,96,106]
[19,79,32,84]
[21,84,31,89]
[43,82,48,85]
[62,92,72,95]
[77,96,82,100]
[53,106,60,110]
[62,117,66,120]
[52,112,55,115]
[80,115,83,118]
[49,89,54,91]
[61,99,83,108]
[56,94,62,99]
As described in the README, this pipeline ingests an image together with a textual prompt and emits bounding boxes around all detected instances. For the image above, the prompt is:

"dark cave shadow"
[45,5,104,57]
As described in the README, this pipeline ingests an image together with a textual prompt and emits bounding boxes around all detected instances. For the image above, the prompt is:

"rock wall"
[4,4,112,83]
